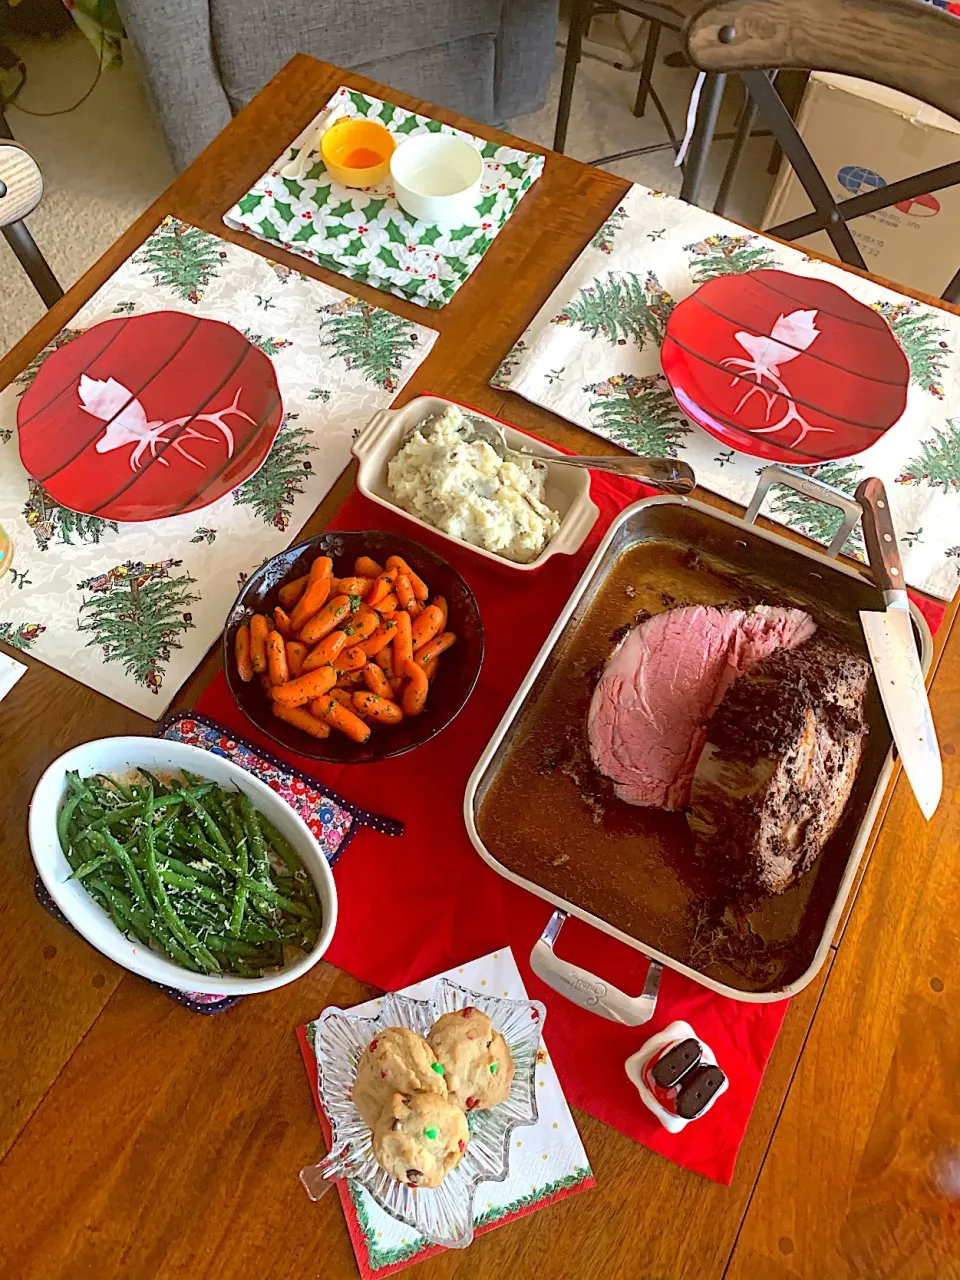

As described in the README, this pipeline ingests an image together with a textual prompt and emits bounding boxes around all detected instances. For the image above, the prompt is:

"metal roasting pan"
[463,467,933,1024]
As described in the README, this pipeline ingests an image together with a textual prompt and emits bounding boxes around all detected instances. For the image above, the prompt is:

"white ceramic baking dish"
[352,394,600,572]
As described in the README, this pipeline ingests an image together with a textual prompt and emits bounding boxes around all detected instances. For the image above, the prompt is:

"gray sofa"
[116,0,559,172]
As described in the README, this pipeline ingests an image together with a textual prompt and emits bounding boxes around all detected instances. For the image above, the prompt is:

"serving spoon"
[404,413,696,495]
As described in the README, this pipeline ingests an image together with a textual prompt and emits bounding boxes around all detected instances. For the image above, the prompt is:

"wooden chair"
[0,136,63,310]
[554,0,728,204]
[683,0,960,303]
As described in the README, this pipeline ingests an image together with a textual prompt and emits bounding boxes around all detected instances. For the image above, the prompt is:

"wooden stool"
[0,142,63,310]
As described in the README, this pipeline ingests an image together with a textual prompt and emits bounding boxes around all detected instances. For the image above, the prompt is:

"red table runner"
[198,476,944,1185]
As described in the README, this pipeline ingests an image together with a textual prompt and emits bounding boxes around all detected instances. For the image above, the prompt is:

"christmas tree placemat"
[0,216,436,716]
[493,184,960,601]
[297,948,594,1277]
[222,85,544,310]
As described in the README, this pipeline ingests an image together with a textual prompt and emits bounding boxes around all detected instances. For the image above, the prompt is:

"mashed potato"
[387,406,561,564]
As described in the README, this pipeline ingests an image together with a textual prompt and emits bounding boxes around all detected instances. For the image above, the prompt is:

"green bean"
[219,792,247,850]
[68,852,118,882]
[57,792,84,858]
[242,875,311,918]
[141,791,220,974]
[159,866,231,909]
[259,815,323,928]
[85,829,151,915]
[239,793,270,883]
[178,788,235,867]
[87,876,154,948]
[229,822,250,937]
[157,854,221,888]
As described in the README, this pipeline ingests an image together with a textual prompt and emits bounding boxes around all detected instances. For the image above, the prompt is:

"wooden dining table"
[1,55,959,1280]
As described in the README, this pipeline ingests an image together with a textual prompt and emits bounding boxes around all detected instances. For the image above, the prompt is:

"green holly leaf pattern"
[378,246,401,270]
[362,198,387,223]
[395,115,419,135]
[419,225,443,246]
[348,90,371,115]
[352,264,371,284]
[448,224,475,242]
[424,119,443,133]
[502,161,526,180]
[283,179,305,202]
[291,221,317,243]
[257,219,281,242]
[305,161,327,182]
[237,192,262,216]
[481,140,500,159]
[378,102,396,127]
[384,219,407,244]
[272,199,294,224]
[471,235,494,257]
[476,193,497,217]
[342,236,366,258]
[323,221,350,239]
[315,253,342,273]
[327,200,356,221]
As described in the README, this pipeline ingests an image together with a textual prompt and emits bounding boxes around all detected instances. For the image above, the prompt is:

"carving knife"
[856,478,941,820]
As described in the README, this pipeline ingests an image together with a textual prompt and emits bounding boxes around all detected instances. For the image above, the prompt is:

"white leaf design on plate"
[78,375,151,452]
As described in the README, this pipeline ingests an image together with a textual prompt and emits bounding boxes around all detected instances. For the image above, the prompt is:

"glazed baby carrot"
[361,619,397,657]
[367,566,398,608]
[353,692,403,725]
[300,595,351,645]
[431,596,448,631]
[355,555,383,578]
[272,664,337,708]
[421,655,439,682]
[333,645,367,674]
[395,573,415,611]
[401,659,429,717]
[267,629,290,686]
[406,600,424,619]
[273,606,293,637]
[341,609,379,644]
[332,576,373,598]
[316,688,353,712]
[319,697,372,743]
[393,609,413,672]
[235,625,254,682]
[410,605,444,653]
[272,703,331,739]
[337,669,365,689]
[305,629,347,669]
[285,640,307,678]
[309,555,333,583]
[416,631,456,667]
[376,591,399,617]
[278,574,308,609]
[376,646,395,678]
[386,555,428,601]
[249,614,270,673]
[363,662,392,699]
[289,575,332,631]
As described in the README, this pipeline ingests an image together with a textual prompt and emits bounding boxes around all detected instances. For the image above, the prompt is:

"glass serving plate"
[299,977,546,1248]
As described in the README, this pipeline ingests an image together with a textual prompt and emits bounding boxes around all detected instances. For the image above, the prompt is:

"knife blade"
[856,478,941,820]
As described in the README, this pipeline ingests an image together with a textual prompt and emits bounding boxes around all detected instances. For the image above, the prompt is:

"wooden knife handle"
[855,477,904,594]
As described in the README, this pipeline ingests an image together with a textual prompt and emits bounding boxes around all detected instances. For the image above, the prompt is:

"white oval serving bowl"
[352,394,600,573]
[389,134,483,225]
[29,736,338,995]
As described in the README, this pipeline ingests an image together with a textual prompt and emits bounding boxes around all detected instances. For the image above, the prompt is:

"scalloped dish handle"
[352,407,400,463]
[529,909,661,1025]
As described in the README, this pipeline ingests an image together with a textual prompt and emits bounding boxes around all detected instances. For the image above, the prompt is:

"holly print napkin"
[0,216,436,716]
[222,85,544,309]
[297,949,594,1277]
[493,184,960,601]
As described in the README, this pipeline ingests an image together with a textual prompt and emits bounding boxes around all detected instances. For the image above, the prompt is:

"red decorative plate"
[17,312,284,522]
[660,270,909,464]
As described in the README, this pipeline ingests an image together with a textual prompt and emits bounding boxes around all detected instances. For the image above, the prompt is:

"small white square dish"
[352,394,600,572]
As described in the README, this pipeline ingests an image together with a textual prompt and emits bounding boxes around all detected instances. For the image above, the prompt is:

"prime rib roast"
[687,633,871,895]
[587,604,871,896]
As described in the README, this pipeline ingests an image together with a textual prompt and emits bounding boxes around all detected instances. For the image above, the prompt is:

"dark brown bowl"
[222,531,484,763]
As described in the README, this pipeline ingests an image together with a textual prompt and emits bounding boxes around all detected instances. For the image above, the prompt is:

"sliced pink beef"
[587,605,816,809]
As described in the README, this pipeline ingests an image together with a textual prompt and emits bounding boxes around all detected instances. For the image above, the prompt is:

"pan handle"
[529,909,662,1026]
[744,465,863,559]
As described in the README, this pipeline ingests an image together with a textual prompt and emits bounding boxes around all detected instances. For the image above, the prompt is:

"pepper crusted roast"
[687,634,871,895]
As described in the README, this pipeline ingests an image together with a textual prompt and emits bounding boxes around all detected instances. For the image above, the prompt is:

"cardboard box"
[763,72,960,297]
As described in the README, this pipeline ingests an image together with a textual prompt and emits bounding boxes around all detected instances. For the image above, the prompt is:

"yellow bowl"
[320,119,395,188]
